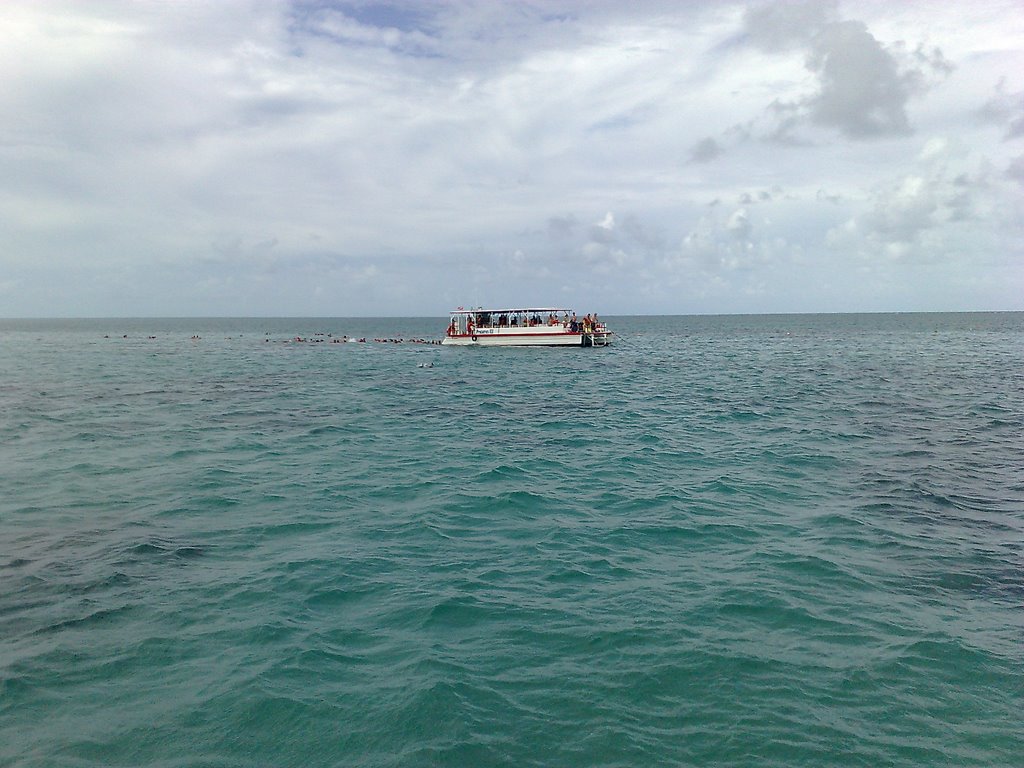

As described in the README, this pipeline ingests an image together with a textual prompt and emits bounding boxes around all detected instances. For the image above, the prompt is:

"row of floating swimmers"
[279,336,442,344]
[104,335,442,344]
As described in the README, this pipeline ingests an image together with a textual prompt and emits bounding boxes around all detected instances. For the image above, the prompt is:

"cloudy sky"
[2,0,1022,317]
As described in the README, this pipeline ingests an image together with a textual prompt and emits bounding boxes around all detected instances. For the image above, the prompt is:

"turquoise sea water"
[1,313,1022,767]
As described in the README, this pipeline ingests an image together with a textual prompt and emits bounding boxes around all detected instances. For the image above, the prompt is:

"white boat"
[442,308,612,347]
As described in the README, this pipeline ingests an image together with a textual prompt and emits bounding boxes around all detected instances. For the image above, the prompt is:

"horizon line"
[3,309,1022,321]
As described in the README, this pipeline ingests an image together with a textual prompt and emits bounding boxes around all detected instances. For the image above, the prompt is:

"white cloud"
[806,20,913,137]
[689,136,724,163]
[744,0,839,53]
[978,78,1024,140]
[0,0,1021,316]
[741,1,956,142]
[726,208,752,239]
[825,136,1017,280]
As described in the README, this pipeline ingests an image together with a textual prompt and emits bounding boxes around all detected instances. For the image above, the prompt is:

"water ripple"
[1,313,1022,767]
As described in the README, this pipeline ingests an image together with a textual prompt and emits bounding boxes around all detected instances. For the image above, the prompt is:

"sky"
[1,0,1022,317]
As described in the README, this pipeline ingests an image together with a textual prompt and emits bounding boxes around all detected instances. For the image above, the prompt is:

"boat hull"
[442,329,611,347]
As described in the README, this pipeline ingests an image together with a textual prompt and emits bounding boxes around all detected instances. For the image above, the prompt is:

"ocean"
[1,312,1021,767]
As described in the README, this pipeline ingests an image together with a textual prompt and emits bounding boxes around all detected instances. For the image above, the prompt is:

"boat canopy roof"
[449,307,572,315]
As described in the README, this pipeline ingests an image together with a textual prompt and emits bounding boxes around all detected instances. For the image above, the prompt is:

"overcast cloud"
[1,0,1022,317]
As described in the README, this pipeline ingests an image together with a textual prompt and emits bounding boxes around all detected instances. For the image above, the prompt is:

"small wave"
[255,520,337,539]
[37,603,136,635]
[118,538,209,564]
[1,557,33,570]
[423,595,494,629]
[307,423,364,436]
[303,587,372,610]
[472,464,532,483]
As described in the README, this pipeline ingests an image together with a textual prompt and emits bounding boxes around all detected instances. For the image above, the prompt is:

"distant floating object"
[417,362,434,368]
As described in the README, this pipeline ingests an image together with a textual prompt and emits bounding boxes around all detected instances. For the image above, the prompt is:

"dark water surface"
[1,313,1022,766]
